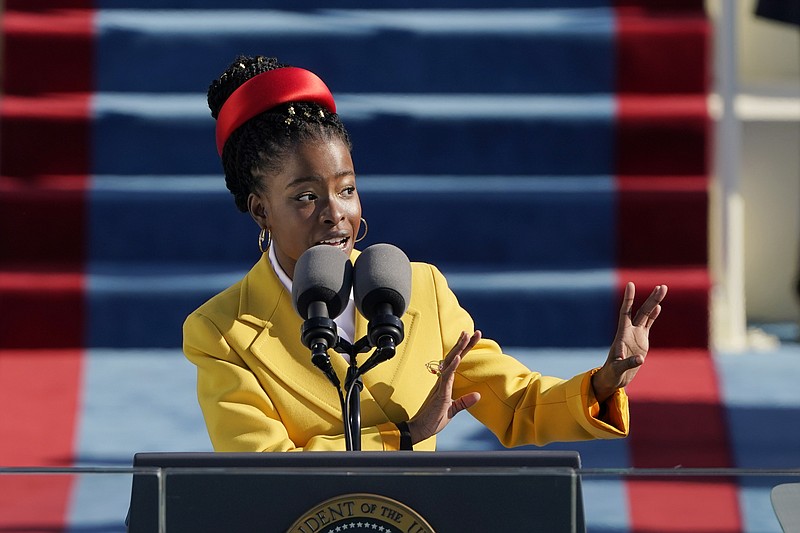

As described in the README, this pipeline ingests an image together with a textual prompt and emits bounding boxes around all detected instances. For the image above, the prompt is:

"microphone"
[353,244,412,374]
[292,245,353,387]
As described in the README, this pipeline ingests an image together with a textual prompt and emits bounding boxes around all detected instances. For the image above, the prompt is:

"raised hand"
[591,283,668,403]
[407,330,482,444]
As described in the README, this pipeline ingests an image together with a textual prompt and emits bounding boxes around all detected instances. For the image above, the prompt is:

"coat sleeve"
[183,310,403,452]
[425,264,630,447]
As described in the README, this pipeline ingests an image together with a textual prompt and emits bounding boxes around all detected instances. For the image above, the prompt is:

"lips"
[316,235,350,251]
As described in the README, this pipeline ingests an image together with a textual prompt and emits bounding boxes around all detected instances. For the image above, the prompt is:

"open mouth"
[317,236,350,251]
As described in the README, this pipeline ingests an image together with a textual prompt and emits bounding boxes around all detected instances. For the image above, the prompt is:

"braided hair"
[207,55,353,212]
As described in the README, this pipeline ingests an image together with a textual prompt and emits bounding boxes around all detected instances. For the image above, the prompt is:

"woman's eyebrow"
[284,175,321,189]
[284,171,355,189]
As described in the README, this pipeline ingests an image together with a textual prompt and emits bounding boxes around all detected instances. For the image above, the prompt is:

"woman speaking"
[183,55,668,452]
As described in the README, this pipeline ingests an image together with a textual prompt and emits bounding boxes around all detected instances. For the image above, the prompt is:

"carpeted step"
[0,349,84,465]
[73,265,706,349]
[0,271,86,349]
[0,348,85,530]
[92,8,617,95]
[81,174,706,269]
[85,175,617,268]
[617,175,708,267]
[0,175,87,266]
[1,9,93,95]
[0,95,91,177]
[615,95,710,176]
[454,267,708,348]
[3,6,707,96]
[83,263,241,349]
[91,92,617,176]
[0,266,708,351]
[1,170,707,349]
[623,347,743,532]
[615,4,710,94]
[76,92,706,177]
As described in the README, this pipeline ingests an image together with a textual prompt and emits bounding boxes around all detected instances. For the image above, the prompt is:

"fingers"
[617,282,635,328]
[633,284,668,328]
[645,304,662,329]
[622,354,644,370]
[407,332,483,442]
[460,330,481,357]
[441,330,482,375]
[448,392,481,418]
[620,283,668,329]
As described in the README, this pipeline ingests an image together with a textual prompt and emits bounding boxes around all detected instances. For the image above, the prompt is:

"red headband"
[215,67,337,156]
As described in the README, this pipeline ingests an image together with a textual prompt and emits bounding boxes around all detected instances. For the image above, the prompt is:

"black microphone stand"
[303,309,404,451]
[334,336,371,451]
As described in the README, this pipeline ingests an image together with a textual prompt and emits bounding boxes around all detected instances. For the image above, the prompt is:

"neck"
[268,244,295,282]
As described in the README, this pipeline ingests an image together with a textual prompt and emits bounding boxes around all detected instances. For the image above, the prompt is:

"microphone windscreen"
[353,243,412,320]
[292,245,353,320]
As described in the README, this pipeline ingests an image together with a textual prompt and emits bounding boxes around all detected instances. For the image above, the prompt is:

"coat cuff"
[377,422,402,451]
[566,369,629,439]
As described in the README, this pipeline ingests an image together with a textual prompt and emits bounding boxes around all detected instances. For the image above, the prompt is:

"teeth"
[318,237,348,247]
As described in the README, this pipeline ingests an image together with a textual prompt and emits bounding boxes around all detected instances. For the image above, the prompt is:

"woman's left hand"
[406,330,482,444]
[592,282,668,403]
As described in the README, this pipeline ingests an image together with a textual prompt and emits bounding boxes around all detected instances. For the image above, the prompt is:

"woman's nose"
[320,196,346,224]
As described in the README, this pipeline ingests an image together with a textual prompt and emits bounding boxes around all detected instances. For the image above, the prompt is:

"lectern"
[127,451,585,532]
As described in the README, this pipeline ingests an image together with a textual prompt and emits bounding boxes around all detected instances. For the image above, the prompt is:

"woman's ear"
[247,192,269,229]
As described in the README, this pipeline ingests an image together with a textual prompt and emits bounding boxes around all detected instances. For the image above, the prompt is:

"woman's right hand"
[406,330,483,444]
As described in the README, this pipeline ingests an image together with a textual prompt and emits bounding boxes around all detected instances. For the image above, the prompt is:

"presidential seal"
[287,493,435,533]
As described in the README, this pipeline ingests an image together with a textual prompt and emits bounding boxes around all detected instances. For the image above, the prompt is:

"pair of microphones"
[291,243,412,386]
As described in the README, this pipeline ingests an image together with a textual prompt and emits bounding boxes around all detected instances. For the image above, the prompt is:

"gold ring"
[425,360,444,376]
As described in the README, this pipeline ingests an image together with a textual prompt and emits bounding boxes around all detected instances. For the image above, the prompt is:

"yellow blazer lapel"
[238,255,345,419]
[346,248,428,423]
[357,305,423,422]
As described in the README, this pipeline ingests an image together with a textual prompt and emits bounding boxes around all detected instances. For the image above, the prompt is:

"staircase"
[1,1,736,531]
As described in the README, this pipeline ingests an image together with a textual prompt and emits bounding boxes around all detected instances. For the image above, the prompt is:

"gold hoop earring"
[355,217,368,243]
[258,228,271,253]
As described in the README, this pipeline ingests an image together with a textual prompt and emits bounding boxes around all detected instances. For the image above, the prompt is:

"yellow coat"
[183,253,629,452]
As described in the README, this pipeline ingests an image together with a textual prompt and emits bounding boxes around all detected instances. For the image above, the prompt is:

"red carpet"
[1,2,93,530]
[0,350,84,529]
[615,3,741,531]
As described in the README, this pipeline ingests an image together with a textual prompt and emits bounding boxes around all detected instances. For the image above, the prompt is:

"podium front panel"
[128,451,584,533]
